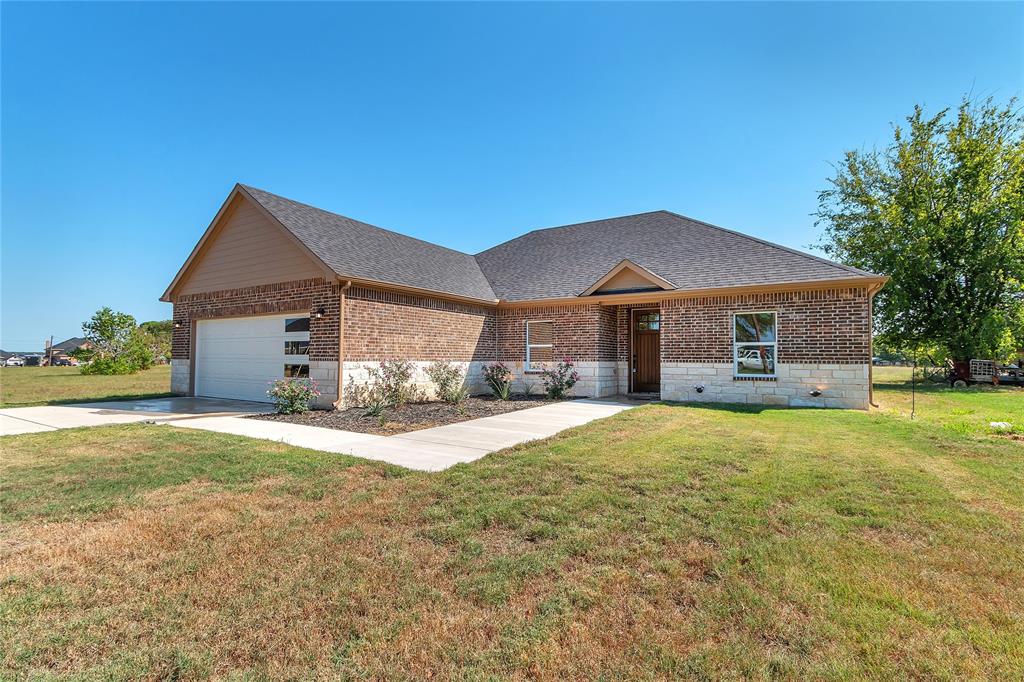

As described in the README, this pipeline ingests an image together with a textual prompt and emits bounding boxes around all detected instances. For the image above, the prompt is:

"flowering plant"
[541,357,579,399]
[482,362,514,400]
[267,378,320,414]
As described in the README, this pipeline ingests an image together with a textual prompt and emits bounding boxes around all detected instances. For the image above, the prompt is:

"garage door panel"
[195,314,309,403]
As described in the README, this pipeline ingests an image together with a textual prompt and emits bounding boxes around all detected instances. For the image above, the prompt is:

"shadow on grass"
[651,399,812,415]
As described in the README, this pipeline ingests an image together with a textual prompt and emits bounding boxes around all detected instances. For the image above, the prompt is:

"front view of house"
[162,185,886,409]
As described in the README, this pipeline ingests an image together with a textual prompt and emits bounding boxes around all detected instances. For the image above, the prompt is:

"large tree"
[816,96,1024,361]
[75,307,155,375]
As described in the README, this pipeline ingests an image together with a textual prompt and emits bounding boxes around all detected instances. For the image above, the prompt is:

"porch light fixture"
[809,389,823,397]
[693,383,705,393]
[314,306,326,319]
[173,320,182,329]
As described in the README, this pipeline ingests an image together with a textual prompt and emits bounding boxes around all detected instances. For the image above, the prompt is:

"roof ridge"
[475,210,668,255]
[239,184,479,260]
[657,210,879,278]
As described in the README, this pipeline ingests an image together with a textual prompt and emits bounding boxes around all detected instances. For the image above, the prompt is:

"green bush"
[369,360,418,407]
[541,358,579,399]
[267,378,321,414]
[425,361,468,403]
[483,362,513,400]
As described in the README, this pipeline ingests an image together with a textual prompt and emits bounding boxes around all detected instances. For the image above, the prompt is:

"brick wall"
[661,287,871,364]
[496,303,612,362]
[343,287,494,361]
[171,278,340,361]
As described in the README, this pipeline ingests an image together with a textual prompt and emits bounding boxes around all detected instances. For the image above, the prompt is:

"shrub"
[368,360,417,406]
[541,357,579,399]
[425,361,468,403]
[482,362,513,400]
[267,378,320,414]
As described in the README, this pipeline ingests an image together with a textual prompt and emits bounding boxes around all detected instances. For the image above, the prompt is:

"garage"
[194,314,310,402]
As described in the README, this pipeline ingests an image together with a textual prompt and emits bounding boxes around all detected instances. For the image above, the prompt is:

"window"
[284,340,310,355]
[526,320,553,370]
[734,312,777,377]
[635,312,660,331]
[284,317,310,332]
[284,363,309,378]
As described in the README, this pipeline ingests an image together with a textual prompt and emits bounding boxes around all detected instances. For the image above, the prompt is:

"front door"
[632,309,661,393]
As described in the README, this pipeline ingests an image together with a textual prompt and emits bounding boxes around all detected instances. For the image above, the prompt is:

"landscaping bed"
[250,395,573,435]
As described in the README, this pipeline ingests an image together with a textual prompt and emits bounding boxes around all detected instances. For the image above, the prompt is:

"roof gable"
[162,187,332,300]
[582,259,675,296]
[241,186,498,303]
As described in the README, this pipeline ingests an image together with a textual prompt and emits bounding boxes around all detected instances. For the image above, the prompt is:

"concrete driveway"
[0,397,271,436]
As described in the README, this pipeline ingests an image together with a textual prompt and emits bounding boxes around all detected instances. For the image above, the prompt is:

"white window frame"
[733,311,777,378]
[525,320,554,371]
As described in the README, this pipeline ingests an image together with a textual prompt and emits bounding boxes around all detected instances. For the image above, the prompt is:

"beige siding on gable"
[595,267,662,293]
[178,197,325,295]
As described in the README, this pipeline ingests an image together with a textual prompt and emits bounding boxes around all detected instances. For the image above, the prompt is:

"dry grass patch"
[2,394,1023,678]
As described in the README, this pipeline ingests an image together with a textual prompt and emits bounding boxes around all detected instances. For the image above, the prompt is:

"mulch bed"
[250,395,575,435]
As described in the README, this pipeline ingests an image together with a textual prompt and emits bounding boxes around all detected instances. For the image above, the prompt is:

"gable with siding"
[176,195,325,295]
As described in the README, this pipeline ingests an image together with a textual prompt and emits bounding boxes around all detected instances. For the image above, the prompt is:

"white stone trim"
[171,359,190,395]
[660,362,869,409]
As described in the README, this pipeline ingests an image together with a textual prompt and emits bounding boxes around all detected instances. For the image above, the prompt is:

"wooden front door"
[632,309,661,393]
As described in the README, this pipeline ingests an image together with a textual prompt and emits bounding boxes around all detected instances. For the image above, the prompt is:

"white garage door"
[195,314,310,402]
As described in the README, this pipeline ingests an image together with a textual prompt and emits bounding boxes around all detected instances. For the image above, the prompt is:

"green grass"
[873,365,1023,436]
[1,381,1021,679]
[0,365,172,407]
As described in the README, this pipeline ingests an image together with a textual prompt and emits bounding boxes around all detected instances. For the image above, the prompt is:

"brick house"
[162,184,886,409]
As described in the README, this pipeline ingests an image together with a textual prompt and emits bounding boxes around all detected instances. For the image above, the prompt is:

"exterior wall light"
[809,389,823,397]
[693,383,705,393]
[173,320,182,329]
[314,306,326,319]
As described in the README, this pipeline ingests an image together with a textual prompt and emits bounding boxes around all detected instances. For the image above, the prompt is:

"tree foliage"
[816,96,1024,361]
[138,320,173,363]
[76,307,155,375]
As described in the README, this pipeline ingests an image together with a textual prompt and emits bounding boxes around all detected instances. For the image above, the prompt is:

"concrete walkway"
[0,397,271,436]
[170,399,636,471]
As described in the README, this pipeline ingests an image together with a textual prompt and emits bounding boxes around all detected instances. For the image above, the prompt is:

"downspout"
[333,279,352,409]
[868,283,881,408]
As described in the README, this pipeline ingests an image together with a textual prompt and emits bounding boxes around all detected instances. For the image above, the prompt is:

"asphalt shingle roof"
[239,187,879,303]
[475,211,878,301]
[242,186,497,301]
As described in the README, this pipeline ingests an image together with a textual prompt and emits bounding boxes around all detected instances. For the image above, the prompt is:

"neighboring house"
[162,184,886,409]
[45,337,90,365]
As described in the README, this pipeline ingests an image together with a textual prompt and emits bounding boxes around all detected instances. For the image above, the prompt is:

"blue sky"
[1,2,1021,350]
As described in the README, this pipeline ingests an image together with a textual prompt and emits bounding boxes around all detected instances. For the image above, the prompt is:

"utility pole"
[46,335,53,367]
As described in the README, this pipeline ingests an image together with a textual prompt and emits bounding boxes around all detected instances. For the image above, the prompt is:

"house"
[44,337,90,365]
[161,184,886,409]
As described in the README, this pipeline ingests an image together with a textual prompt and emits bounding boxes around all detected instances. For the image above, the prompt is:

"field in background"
[873,364,1022,437]
[1,377,1021,679]
[0,365,172,407]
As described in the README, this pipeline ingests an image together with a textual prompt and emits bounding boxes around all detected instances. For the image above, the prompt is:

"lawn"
[0,365,172,407]
[1,381,1021,678]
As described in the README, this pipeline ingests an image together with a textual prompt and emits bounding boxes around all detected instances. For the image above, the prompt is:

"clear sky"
[1,2,1021,350]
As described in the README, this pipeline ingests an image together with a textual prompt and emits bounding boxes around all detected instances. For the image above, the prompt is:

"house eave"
[497,275,889,308]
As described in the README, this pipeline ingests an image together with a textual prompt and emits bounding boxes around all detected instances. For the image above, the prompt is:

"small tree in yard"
[75,307,155,375]
[816,96,1024,362]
